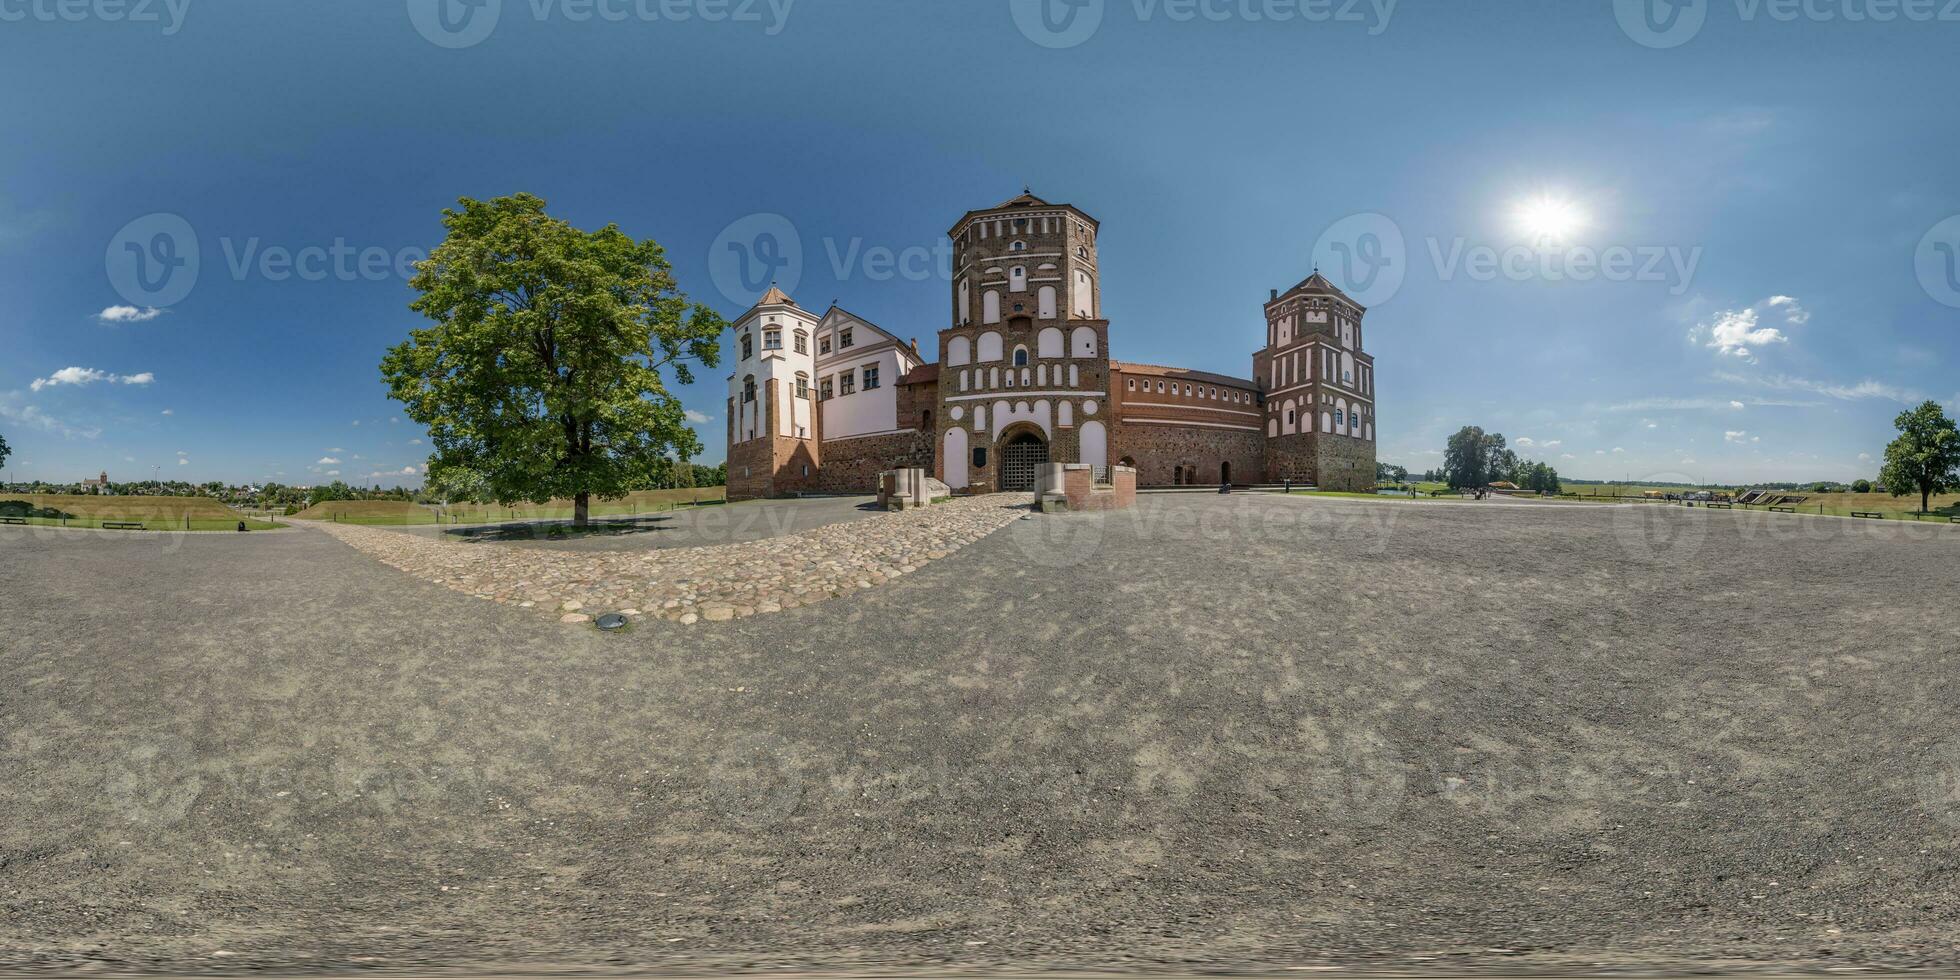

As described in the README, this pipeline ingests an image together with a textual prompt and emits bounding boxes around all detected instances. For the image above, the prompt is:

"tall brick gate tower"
[935,192,1113,493]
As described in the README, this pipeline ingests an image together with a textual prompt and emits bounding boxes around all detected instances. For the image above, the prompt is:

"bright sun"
[1513,195,1587,243]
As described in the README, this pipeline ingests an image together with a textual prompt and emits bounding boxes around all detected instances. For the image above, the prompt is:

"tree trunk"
[575,491,590,528]
[1924,487,1932,515]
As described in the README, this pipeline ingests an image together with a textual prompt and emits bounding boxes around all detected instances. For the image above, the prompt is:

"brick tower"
[933,192,1113,493]
[1253,272,1378,491]
[725,286,821,499]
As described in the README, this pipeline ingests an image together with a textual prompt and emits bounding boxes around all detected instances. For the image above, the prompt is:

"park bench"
[1851,511,1884,520]
[1951,516,1960,524]
[1769,506,1796,513]
[0,516,26,525]
[1705,502,1732,509]
[101,521,146,530]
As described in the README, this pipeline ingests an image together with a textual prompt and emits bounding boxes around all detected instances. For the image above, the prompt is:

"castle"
[726,192,1378,500]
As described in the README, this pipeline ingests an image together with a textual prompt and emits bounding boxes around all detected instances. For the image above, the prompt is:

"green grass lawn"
[0,493,284,532]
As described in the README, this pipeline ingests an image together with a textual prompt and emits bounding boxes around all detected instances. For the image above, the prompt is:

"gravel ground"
[2,494,1958,976]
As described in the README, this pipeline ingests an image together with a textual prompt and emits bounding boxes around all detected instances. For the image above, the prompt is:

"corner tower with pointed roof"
[1254,271,1379,490]
[725,285,822,500]
[935,190,1114,493]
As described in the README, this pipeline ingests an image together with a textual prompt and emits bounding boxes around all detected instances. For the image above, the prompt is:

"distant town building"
[81,471,110,494]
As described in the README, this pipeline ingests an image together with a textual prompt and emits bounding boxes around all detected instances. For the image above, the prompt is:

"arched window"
[1012,346,1029,367]
[983,290,1002,324]
[1010,240,1027,251]
[742,375,756,403]
[740,333,753,360]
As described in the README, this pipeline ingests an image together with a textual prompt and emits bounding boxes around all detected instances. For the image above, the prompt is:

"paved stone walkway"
[307,494,1032,625]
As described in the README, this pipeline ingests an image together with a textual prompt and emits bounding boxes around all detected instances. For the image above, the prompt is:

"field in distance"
[0,493,283,531]
[289,487,729,525]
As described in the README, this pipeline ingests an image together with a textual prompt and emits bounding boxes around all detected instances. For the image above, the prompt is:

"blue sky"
[2,0,1957,487]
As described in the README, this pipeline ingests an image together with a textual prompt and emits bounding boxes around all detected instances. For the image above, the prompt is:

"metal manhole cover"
[595,613,628,631]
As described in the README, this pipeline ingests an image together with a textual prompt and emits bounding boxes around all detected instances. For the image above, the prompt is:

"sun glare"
[1514,195,1587,243]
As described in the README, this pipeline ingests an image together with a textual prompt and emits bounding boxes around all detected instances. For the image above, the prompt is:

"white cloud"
[352,420,360,426]
[684,409,712,424]
[160,408,173,416]
[325,470,340,477]
[1724,430,1749,444]
[28,366,155,391]
[400,466,417,475]
[408,438,423,445]
[0,398,100,439]
[1515,436,1536,448]
[1611,447,1626,454]
[317,456,341,465]
[1699,308,1788,360]
[326,447,344,453]
[97,305,163,324]
[1858,453,1874,462]
[1715,371,1925,405]
[1765,295,1810,325]
[1541,439,1562,449]
[1681,458,1697,464]
[177,458,189,466]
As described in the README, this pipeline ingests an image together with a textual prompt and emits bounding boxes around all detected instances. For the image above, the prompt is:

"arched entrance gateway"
[998,429,1049,492]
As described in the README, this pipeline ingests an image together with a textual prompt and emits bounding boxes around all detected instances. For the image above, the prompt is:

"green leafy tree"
[0,432,10,477]
[1879,400,1960,514]
[1851,479,1872,494]
[381,194,724,526]
[1443,426,1513,490]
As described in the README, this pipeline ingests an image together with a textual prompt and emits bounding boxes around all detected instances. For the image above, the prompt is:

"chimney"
[1269,288,1278,302]
[910,337,920,355]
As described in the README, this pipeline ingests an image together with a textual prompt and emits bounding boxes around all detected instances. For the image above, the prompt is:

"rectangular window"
[819,377,833,400]
[839,329,854,348]
[839,370,856,395]
[862,364,880,390]
[764,330,782,350]
[794,333,807,354]
[819,336,832,355]
[795,376,809,398]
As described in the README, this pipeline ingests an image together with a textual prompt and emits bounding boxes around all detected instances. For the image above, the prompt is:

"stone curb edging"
[304,494,1033,627]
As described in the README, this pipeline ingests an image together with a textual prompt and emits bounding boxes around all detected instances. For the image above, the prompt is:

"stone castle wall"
[1112,421,1267,487]
[814,429,934,494]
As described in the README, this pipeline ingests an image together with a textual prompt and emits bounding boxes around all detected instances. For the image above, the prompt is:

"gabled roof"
[899,363,940,386]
